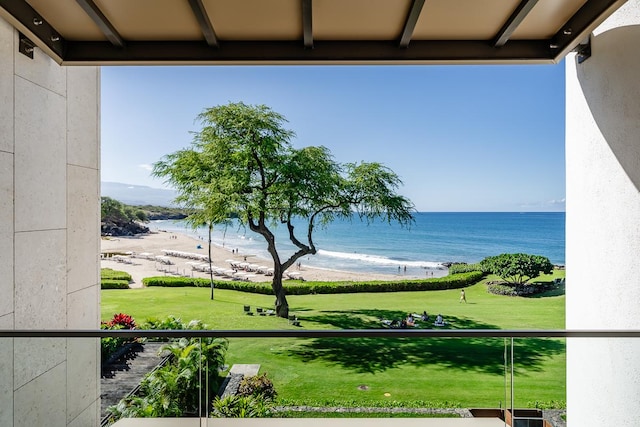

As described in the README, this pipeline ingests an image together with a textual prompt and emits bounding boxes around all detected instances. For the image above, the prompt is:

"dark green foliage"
[486,283,519,296]
[101,279,130,289]
[212,395,275,418]
[142,271,483,294]
[101,197,151,235]
[100,312,137,361]
[133,209,148,222]
[130,204,191,220]
[480,253,553,285]
[100,331,127,361]
[106,318,228,422]
[486,281,555,297]
[142,314,189,331]
[101,197,144,224]
[101,268,131,289]
[237,373,277,400]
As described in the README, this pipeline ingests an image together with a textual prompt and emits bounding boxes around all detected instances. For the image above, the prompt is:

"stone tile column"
[0,17,101,427]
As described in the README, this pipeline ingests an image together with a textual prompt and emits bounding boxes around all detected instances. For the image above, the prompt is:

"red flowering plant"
[101,313,137,362]
[106,313,137,329]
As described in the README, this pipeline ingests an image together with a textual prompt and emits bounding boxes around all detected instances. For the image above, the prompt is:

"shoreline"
[101,231,426,288]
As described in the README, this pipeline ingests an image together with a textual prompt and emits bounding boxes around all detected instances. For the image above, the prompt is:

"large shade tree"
[480,253,554,285]
[153,102,415,317]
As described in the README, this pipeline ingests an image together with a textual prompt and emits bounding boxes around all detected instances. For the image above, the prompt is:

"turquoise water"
[150,212,565,277]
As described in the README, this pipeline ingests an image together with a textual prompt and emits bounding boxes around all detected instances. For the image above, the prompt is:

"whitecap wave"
[317,249,443,269]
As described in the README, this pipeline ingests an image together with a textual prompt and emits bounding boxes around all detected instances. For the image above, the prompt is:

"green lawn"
[102,274,566,408]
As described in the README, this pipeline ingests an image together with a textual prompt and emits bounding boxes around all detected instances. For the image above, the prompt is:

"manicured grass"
[102,273,566,408]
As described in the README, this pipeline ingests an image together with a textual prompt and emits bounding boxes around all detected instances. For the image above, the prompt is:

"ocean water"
[150,212,565,277]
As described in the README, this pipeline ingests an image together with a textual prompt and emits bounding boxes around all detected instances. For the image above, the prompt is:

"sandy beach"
[101,230,418,288]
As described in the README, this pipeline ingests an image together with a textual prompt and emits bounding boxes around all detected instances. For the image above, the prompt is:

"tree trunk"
[271,273,289,318]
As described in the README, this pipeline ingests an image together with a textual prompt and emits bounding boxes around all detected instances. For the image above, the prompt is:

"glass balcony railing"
[1,329,638,427]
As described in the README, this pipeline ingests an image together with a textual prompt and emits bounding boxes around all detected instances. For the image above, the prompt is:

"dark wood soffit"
[61,39,555,64]
[550,0,625,57]
[0,0,65,59]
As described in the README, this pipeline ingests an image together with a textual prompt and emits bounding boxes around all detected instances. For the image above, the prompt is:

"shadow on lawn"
[288,309,565,375]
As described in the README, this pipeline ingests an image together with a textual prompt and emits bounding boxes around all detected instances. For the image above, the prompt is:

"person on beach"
[460,289,467,303]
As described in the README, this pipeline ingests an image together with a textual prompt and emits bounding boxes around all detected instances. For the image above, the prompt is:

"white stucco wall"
[566,1,640,426]
[0,17,101,427]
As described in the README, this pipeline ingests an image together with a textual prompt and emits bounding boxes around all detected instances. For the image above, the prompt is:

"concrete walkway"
[217,364,261,397]
[101,342,169,420]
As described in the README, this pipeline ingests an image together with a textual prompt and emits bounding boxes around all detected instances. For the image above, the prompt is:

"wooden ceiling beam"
[302,0,313,49]
[188,0,219,48]
[399,0,426,48]
[493,0,539,47]
[75,0,123,47]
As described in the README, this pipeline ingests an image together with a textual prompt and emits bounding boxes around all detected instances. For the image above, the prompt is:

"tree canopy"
[153,102,415,317]
[480,253,554,285]
[101,197,150,236]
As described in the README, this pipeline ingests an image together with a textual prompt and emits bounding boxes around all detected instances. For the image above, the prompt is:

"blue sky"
[101,64,566,212]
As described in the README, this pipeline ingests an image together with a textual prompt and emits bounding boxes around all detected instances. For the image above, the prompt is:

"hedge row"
[101,279,130,289]
[101,268,132,281]
[141,271,484,295]
[486,281,554,297]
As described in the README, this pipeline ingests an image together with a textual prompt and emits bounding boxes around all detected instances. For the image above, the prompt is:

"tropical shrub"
[143,315,188,331]
[141,315,208,341]
[237,373,277,401]
[486,281,554,297]
[101,326,127,361]
[212,395,275,418]
[107,319,229,423]
[486,283,519,296]
[100,313,137,361]
[105,312,137,329]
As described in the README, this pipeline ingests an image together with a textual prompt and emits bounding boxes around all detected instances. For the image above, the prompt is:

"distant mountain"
[101,182,177,207]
